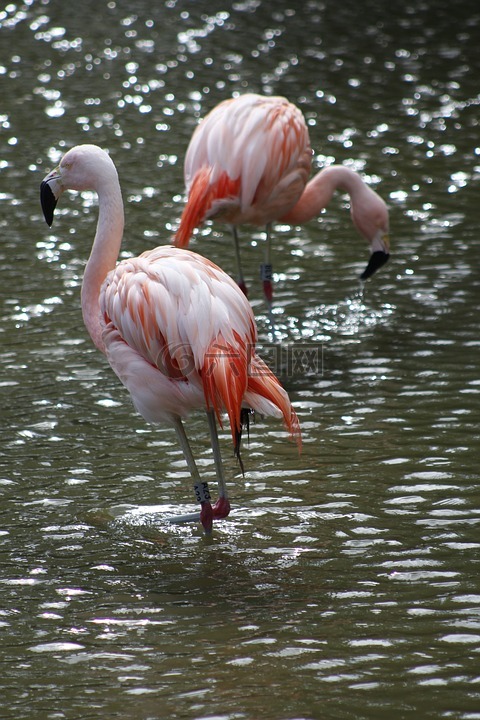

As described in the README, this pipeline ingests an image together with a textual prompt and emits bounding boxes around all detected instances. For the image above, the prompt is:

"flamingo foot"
[194,481,214,534]
[262,280,273,304]
[199,501,213,535]
[212,496,231,519]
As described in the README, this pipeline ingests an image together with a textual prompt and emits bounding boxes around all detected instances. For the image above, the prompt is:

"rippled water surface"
[2,1,480,718]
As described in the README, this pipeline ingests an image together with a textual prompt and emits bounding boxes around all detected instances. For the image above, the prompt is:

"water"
[1,1,480,718]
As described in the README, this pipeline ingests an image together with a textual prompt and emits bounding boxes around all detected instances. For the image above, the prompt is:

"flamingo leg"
[260,223,277,337]
[170,416,213,533]
[231,225,248,297]
[206,409,231,520]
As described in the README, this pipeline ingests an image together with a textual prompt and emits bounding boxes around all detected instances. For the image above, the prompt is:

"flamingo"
[40,144,301,535]
[174,92,390,307]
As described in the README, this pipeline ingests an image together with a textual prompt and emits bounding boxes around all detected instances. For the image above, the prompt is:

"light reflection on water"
[2,0,480,718]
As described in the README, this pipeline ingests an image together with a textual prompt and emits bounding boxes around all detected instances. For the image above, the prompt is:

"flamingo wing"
[99,246,255,434]
[101,246,255,367]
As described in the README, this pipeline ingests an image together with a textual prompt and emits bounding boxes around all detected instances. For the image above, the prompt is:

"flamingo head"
[40,144,117,226]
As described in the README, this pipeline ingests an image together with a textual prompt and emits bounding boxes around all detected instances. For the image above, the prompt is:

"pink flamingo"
[40,144,301,534]
[174,93,390,306]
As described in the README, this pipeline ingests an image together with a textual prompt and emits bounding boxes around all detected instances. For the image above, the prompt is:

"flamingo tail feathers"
[201,336,302,470]
[247,355,302,452]
[201,333,249,460]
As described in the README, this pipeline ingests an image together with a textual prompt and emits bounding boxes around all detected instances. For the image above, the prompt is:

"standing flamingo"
[174,93,390,307]
[40,144,301,534]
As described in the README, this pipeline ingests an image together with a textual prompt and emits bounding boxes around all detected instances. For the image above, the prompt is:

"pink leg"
[206,410,231,523]
[238,279,249,297]
[173,419,215,535]
[261,256,277,337]
[262,278,273,303]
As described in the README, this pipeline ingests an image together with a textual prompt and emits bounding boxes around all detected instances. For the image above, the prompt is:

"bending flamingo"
[174,92,390,305]
[40,144,301,534]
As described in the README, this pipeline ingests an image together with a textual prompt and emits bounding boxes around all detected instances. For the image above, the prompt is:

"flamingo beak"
[40,170,61,226]
[360,250,390,280]
[360,233,390,281]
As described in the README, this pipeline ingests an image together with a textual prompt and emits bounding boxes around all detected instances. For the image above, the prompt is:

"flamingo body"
[100,245,296,436]
[176,94,312,241]
[174,93,390,286]
[40,144,301,533]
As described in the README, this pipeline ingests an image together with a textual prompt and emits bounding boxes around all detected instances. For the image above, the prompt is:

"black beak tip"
[360,251,390,281]
[40,180,57,227]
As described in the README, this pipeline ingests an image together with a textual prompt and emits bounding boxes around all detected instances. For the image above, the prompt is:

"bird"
[174,92,390,308]
[40,144,301,535]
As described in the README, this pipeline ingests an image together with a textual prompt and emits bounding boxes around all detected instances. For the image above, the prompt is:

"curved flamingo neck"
[280,165,368,225]
[81,172,124,354]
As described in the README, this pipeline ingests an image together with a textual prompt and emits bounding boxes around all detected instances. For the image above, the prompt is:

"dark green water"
[1,1,480,718]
